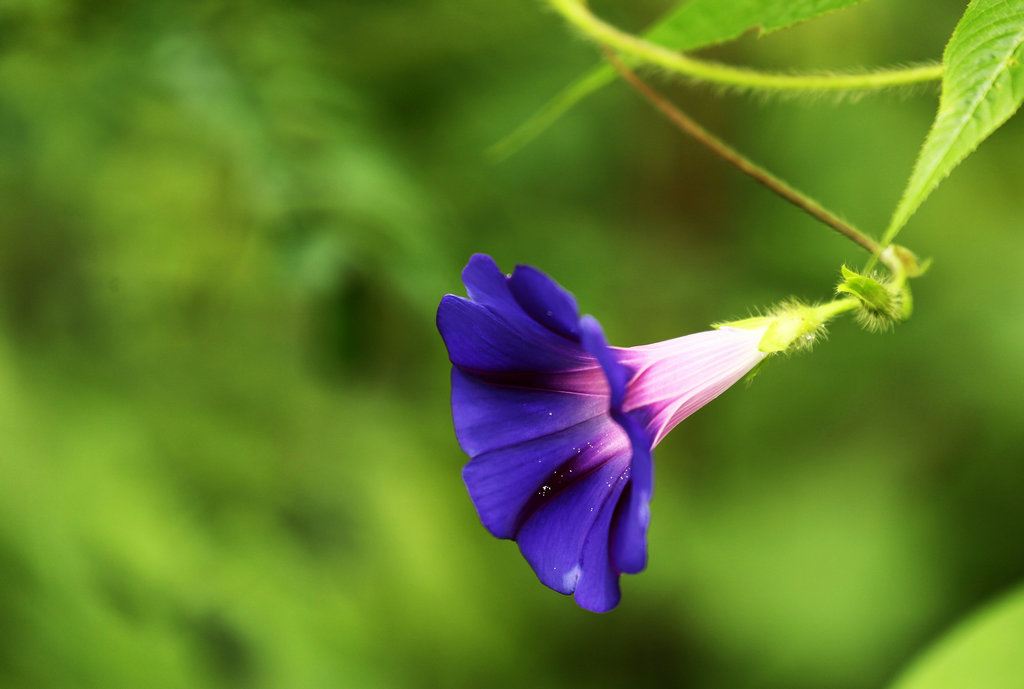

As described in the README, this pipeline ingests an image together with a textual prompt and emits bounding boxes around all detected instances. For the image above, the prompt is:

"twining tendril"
[550,0,943,95]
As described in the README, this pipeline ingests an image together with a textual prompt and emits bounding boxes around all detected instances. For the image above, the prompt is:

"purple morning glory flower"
[436,254,769,612]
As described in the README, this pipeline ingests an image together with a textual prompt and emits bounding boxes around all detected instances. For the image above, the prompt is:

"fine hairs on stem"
[601,47,883,257]
[551,0,942,95]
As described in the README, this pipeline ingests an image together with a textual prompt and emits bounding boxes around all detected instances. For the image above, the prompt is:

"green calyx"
[837,254,920,332]
[837,266,900,315]
[715,243,930,355]
[844,244,930,331]
[716,298,858,355]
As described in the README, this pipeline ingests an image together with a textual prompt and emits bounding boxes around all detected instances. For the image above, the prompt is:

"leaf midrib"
[931,14,1024,187]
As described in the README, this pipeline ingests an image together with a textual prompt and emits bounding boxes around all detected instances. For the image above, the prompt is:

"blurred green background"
[1,1,1022,687]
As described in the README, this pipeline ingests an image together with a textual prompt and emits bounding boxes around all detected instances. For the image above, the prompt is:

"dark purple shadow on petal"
[508,264,581,340]
[580,315,654,575]
[462,408,628,540]
[516,454,630,608]
[450,368,608,458]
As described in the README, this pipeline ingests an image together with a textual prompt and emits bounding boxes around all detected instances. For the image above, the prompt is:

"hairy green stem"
[812,296,861,321]
[720,297,861,353]
[551,0,943,94]
[603,48,882,256]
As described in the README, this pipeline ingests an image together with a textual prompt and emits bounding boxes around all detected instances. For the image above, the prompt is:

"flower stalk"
[601,47,883,256]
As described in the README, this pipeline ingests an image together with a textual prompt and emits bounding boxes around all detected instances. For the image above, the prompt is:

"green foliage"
[2,1,1024,689]
[491,0,869,158]
[888,584,1024,689]
[644,0,869,49]
[881,0,1024,247]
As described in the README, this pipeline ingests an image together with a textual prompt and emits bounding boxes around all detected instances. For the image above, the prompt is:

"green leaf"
[490,0,868,158]
[887,583,1024,689]
[881,0,1024,247]
[643,0,870,52]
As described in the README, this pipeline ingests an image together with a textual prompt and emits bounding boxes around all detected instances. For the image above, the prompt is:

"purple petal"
[609,421,653,574]
[577,466,630,614]
[572,476,627,612]
[462,413,629,540]
[580,315,653,574]
[457,255,582,354]
[508,264,581,340]
[516,453,630,608]
[579,316,631,409]
[451,367,608,458]
[437,295,586,373]
[460,254,518,310]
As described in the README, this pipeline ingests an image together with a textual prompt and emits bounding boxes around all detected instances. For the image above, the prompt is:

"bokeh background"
[1,1,1022,688]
